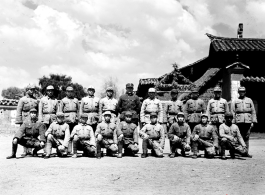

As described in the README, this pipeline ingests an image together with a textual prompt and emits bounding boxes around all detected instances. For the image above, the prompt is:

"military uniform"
[44,114,70,157]
[71,122,96,157]
[231,87,257,151]
[38,96,58,127]
[140,98,163,124]
[139,114,165,157]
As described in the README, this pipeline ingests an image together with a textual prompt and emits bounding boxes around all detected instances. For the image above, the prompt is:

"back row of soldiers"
[7,83,256,159]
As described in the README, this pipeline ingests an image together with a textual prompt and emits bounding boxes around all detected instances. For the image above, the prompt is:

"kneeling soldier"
[44,112,70,159]
[95,111,118,159]
[191,114,218,159]
[168,112,191,158]
[7,108,46,159]
[219,112,248,160]
[139,112,165,158]
[71,114,96,158]
[116,111,139,158]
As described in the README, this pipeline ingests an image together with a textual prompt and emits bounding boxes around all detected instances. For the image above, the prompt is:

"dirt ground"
[0,134,265,195]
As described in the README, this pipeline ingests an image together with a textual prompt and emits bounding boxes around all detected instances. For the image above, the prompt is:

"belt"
[83,110,98,113]
[236,111,251,114]
[43,112,56,114]
[103,110,116,114]
[64,110,77,113]
[188,111,202,114]
[145,111,158,114]
[212,112,225,114]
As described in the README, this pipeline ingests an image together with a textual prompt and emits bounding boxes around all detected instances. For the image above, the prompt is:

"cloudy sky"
[1,0,265,96]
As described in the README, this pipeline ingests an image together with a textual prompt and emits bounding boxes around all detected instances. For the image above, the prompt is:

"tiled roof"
[194,68,221,88]
[241,76,265,82]
[139,78,158,85]
[206,33,265,52]
[0,99,19,106]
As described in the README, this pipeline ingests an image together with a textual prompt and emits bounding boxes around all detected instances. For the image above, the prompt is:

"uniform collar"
[88,95,94,98]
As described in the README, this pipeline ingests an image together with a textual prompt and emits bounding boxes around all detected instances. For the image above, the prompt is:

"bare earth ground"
[0,133,265,195]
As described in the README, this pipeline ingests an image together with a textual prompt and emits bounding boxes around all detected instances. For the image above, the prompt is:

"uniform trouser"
[142,139,163,157]
[11,137,44,156]
[219,138,247,156]
[237,123,252,151]
[97,139,118,155]
[170,140,191,153]
[118,140,139,154]
[67,123,77,153]
[72,136,96,157]
[191,139,215,157]
[46,135,67,156]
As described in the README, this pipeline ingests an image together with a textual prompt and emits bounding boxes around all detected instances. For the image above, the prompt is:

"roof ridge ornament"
[237,23,243,38]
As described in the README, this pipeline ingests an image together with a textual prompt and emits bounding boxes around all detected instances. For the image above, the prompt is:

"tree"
[39,74,87,100]
[100,76,121,99]
[1,87,24,99]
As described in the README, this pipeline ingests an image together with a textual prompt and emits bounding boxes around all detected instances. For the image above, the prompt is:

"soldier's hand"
[58,145,65,151]
[193,135,199,141]
[118,134,124,141]
[40,141,45,147]
[141,122,146,126]
[143,134,149,139]
[97,134,103,141]
[173,135,180,142]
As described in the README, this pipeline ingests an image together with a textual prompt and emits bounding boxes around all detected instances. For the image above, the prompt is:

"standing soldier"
[116,111,139,158]
[185,89,206,132]
[219,112,248,160]
[99,87,118,124]
[140,88,163,129]
[191,114,218,159]
[71,114,96,158]
[59,86,79,154]
[15,84,38,157]
[79,85,100,131]
[44,112,70,159]
[7,109,46,159]
[231,86,257,157]
[168,112,191,158]
[139,112,165,158]
[117,83,141,126]
[165,89,184,133]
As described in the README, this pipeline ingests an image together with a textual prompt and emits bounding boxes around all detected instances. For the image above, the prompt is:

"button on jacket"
[206,98,229,123]
[70,124,95,146]
[38,96,59,124]
[140,98,163,123]
[59,97,79,123]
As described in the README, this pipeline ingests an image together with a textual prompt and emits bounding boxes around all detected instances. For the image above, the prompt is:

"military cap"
[80,113,88,118]
[46,85,54,90]
[201,113,208,118]
[56,112,64,117]
[66,86,74,91]
[26,84,36,90]
[103,111,112,116]
[213,86,222,92]
[29,108,37,113]
[150,112,158,117]
[177,112,185,117]
[225,112,233,118]
[87,85,95,90]
[106,87,114,91]
[148,88,156,93]
[171,89,178,94]
[125,111,133,116]
[238,86,246,92]
[126,83,134,88]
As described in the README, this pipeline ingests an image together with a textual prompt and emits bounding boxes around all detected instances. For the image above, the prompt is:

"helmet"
[46,85,54,90]
[56,112,64,117]
[126,83,134,88]
[177,112,185,117]
[225,112,233,118]
[26,84,36,91]
[148,88,156,93]
[213,86,222,92]
[201,113,208,118]
[87,85,95,90]
[66,86,74,91]
[29,108,37,113]
[238,86,246,92]
[103,111,112,116]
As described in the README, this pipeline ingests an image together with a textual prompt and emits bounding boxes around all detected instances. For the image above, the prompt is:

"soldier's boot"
[117,142,123,158]
[151,149,156,157]
[32,146,42,157]
[44,140,52,158]
[169,153,175,158]
[96,142,102,158]
[72,140,78,158]
[56,148,64,157]
[141,139,148,158]
[106,149,115,157]
[169,145,177,158]
[117,153,122,158]
[229,150,235,159]
[220,148,227,160]
[67,141,73,155]
[181,150,186,157]
[6,142,18,159]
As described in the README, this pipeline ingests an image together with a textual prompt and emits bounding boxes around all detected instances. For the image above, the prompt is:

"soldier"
[79,85,100,131]
[140,88,163,129]
[206,86,229,132]
[185,89,206,132]
[15,84,38,157]
[116,111,139,158]
[165,89,184,132]
[191,114,218,159]
[71,114,96,158]
[99,87,118,124]
[6,108,46,159]
[95,111,118,159]
[44,112,70,159]
[231,86,257,157]
[59,86,79,154]
[168,112,191,158]
[117,83,141,125]
[219,112,248,160]
[139,112,165,158]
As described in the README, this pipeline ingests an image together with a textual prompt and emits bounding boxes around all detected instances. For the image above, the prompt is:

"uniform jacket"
[219,123,246,147]
[59,97,79,124]
[99,97,118,119]
[45,121,70,148]
[117,93,141,118]
[15,95,38,124]
[191,123,218,147]
[95,121,118,144]
[140,98,163,123]
[139,123,165,148]
[38,96,59,124]
[79,95,100,125]
[185,98,206,123]
[168,122,191,144]
[165,99,184,115]
[70,124,96,146]
[116,121,138,144]
[14,118,46,142]
[206,98,229,123]
[231,97,257,123]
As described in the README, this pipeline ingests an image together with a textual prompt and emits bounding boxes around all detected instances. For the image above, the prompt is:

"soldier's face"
[178,116,184,123]
[225,117,233,124]
[104,115,111,122]
[30,112,37,119]
[125,116,132,123]
[201,117,208,124]
[126,87,133,94]
[171,93,178,99]
[149,92,155,99]
[88,89,95,96]
[66,91,74,98]
[46,90,54,97]
[106,91,113,97]
[27,89,34,96]
[238,91,246,97]
[80,117,88,124]
[57,117,64,123]
[214,92,221,98]
[150,116,157,124]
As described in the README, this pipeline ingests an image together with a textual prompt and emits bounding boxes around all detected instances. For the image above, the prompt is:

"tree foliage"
[100,76,120,99]
[1,87,24,99]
